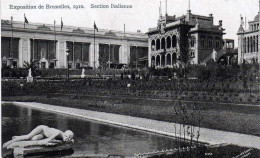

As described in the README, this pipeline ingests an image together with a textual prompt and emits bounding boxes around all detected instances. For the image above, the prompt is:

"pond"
[2,103,186,157]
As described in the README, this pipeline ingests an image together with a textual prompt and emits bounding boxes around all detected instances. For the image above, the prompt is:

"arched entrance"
[156,55,160,66]
[172,53,177,65]
[166,53,171,65]
[161,54,165,66]
[151,56,155,67]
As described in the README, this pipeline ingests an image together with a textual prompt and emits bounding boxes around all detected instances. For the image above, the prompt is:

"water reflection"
[2,104,184,157]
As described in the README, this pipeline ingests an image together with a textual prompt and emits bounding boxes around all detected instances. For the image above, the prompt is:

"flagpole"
[24,14,25,28]
[54,20,56,64]
[61,17,63,31]
[124,24,125,37]
[94,21,96,69]
[11,16,14,60]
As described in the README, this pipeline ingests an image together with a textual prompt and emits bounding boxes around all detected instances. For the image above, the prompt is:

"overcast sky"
[1,0,259,46]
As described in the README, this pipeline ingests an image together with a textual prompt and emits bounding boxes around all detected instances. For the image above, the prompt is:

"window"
[76,63,80,69]
[156,39,160,50]
[216,40,220,49]
[166,36,171,48]
[13,61,17,68]
[172,35,177,48]
[1,37,19,59]
[208,40,212,48]
[201,39,205,48]
[161,38,165,50]
[189,51,195,58]
[151,40,155,51]
[49,63,54,69]
[190,37,195,47]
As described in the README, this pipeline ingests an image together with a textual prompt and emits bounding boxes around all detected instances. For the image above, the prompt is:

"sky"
[1,0,259,46]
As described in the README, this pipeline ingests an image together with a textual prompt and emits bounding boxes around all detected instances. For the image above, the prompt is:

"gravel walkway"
[6,101,260,150]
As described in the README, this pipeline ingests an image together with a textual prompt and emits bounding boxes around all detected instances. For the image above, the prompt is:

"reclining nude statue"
[3,125,74,149]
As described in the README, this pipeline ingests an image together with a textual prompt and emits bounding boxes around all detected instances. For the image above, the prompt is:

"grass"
[2,93,260,136]
[149,145,260,158]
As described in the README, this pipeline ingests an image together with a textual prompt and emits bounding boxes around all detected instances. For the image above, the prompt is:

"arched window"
[208,38,213,48]
[166,36,171,49]
[244,38,247,53]
[172,35,177,48]
[161,37,165,50]
[250,37,253,52]
[253,36,256,52]
[172,53,177,64]
[247,37,250,53]
[151,40,155,51]
[166,54,171,65]
[200,36,206,48]
[156,39,160,50]
[161,54,165,66]
[156,55,160,66]
[256,36,258,52]
[151,56,155,66]
[190,36,195,48]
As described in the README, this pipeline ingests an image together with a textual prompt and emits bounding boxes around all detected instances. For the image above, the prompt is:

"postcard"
[1,0,260,157]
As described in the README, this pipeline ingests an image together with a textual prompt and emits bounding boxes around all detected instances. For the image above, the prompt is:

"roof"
[1,19,148,39]
[237,25,245,34]
[254,14,259,21]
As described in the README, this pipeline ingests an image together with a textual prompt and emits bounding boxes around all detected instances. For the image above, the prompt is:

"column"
[119,45,123,63]
[18,38,23,67]
[194,34,199,64]
[89,43,94,67]
[148,38,152,67]
[120,41,129,64]
[89,42,99,68]
[56,40,66,68]
[19,38,31,67]
[237,35,243,64]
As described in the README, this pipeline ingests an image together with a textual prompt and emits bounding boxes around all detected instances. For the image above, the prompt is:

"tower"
[237,16,245,64]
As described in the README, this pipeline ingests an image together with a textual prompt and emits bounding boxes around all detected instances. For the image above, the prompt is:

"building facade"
[1,20,148,69]
[237,13,260,64]
[147,10,225,68]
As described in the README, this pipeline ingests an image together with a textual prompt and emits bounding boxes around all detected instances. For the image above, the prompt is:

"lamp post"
[66,49,70,81]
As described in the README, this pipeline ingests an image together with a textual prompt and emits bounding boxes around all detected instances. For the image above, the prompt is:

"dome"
[254,14,259,21]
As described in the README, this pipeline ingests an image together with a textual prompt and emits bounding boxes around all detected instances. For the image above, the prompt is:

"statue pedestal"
[80,74,86,78]
[27,77,33,83]
[81,68,86,78]
[13,142,73,157]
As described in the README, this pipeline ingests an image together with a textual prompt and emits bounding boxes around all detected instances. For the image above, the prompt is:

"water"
[2,103,184,157]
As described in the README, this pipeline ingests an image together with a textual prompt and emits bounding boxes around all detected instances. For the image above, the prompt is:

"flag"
[94,21,98,32]
[61,17,63,31]
[24,14,29,24]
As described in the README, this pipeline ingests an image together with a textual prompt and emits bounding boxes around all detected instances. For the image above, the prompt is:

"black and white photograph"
[1,0,260,157]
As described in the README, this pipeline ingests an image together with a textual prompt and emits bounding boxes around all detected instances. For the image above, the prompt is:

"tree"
[177,22,192,78]
[23,60,39,77]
